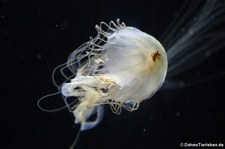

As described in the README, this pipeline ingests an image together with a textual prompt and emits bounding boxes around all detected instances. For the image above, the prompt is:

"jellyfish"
[38,0,225,148]
[58,19,167,131]
[38,19,167,148]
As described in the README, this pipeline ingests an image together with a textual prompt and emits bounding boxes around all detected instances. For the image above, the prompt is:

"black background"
[1,0,225,149]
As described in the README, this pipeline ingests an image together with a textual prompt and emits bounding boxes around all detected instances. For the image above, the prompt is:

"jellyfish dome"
[61,19,167,130]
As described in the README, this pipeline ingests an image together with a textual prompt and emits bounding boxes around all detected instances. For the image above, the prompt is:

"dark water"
[1,0,225,149]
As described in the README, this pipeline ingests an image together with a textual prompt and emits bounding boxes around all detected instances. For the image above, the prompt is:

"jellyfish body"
[37,1,225,148]
[61,19,167,130]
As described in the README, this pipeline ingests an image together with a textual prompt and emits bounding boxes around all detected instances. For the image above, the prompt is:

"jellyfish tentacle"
[80,106,104,131]
[165,0,225,78]
[109,101,122,115]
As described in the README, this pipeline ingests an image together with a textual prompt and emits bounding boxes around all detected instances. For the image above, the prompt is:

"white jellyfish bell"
[60,19,167,130]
